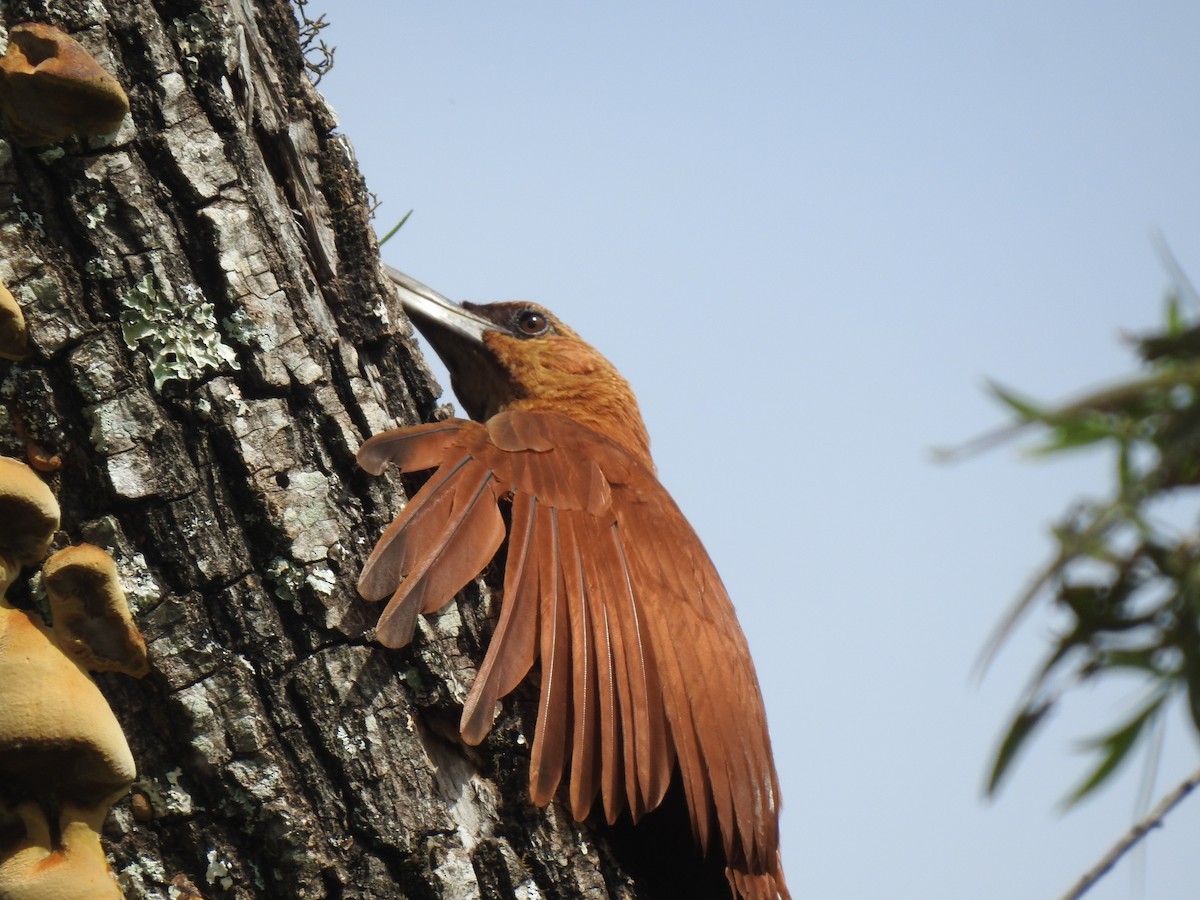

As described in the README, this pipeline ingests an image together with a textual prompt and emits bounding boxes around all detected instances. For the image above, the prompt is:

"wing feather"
[664,600,739,852]
[604,521,672,820]
[575,518,625,823]
[593,601,623,823]
[358,452,471,601]
[460,491,540,744]
[621,485,780,877]
[363,455,506,648]
[562,512,601,819]
[639,590,716,850]
[357,421,465,475]
[529,505,570,806]
[420,462,506,614]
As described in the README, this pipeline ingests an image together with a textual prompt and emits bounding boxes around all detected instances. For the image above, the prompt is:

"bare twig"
[295,0,335,83]
[1061,766,1200,899]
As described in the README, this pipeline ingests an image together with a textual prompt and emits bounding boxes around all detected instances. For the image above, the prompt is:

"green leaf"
[1099,648,1171,675]
[988,699,1054,796]
[378,208,413,246]
[987,381,1048,423]
[1031,413,1119,454]
[1063,696,1166,808]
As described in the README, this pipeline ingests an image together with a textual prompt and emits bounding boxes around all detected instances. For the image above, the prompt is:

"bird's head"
[387,267,652,466]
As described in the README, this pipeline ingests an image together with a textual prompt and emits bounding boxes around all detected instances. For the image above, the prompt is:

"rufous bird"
[357,266,788,900]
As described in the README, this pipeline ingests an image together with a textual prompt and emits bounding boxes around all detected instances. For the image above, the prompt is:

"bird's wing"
[357,421,508,648]
[620,487,782,879]
[357,410,782,890]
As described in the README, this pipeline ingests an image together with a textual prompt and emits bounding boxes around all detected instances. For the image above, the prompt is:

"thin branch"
[1061,766,1200,899]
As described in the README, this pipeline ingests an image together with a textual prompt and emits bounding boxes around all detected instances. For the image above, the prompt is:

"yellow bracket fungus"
[43,544,149,678]
[0,22,129,147]
[0,458,148,899]
[0,280,26,362]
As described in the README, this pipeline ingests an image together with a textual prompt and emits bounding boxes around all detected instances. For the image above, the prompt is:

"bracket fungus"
[0,456,58,591]
[42,544,148,678]
[0,639,132,899]
[0,459,146,899]
[0,281,26,361]
[0,22,129,147]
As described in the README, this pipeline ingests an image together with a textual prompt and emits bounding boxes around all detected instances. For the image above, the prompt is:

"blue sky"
[312,3,1200,896]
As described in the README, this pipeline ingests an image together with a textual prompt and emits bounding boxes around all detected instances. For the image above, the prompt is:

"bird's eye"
[515,309,549,336]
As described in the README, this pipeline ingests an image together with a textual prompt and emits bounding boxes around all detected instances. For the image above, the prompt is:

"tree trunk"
[0,1,647,897]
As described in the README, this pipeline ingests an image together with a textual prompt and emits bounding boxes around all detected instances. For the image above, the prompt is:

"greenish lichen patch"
[117,855,169,900]
[135,767,198,818]
[222,307,259,347]
[120,274,239,392]
[205,849,234,890]
[306,565,336,596]
[84,201,108,229]
[265,556,305,603]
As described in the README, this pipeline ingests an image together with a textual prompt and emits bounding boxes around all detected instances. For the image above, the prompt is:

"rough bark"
[0,1,648,897]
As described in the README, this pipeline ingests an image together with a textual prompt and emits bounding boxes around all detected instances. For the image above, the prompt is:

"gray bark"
[0,1,644,897]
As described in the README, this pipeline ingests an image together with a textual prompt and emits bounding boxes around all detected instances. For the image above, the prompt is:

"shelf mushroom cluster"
[0,457,148,899]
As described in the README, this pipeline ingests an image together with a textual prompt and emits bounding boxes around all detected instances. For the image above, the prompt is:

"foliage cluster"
[985,287,1200,804]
